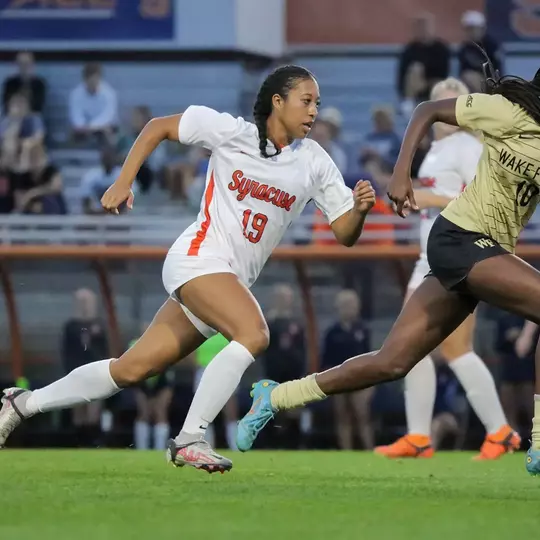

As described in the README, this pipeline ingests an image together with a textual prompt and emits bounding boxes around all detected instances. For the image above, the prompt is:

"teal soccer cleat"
[236,379,278,452]
[526,447,540,476]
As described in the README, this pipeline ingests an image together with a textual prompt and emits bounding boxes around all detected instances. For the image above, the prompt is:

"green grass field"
[0,450,538,540]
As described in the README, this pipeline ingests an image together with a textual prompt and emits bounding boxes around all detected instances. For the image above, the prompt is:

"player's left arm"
[330,180,376,247]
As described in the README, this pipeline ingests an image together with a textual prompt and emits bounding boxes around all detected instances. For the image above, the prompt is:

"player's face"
[275,77,320,140]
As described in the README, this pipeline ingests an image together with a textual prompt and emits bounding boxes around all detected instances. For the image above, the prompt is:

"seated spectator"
[322,290,373,450]
[80,145,123,214]
[0,93,45,174]
[0,166,13,213]
[69,63,118,146]
[2,51,46,114]
[458,11,503,93]
[117,105,166,193]
[360,106,401,169]
[397,13,450,117]
[311,107,348,174]
[12,143,67,214]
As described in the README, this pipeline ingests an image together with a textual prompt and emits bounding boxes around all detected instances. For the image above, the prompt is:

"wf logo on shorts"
[474,238,495,249]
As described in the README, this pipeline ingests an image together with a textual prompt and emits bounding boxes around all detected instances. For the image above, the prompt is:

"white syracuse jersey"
[169,105,354,287]
[417,130,483,255]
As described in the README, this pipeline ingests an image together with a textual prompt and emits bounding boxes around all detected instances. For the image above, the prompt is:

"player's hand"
[101,182,134,214]
[353,180,376,214]
[387,170,418,218]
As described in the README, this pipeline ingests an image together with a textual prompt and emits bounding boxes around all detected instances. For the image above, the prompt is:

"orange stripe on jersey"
[188,171,215,256]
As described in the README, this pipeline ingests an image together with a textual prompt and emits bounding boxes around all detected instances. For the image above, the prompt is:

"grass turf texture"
[0,450,538,540]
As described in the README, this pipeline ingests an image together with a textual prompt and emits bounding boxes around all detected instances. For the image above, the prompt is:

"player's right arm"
[387,98,458,217]
[102,106,241,214]
[101,114,181,214]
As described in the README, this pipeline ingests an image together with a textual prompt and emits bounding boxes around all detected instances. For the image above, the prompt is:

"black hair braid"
[475,42,540,125]
[253,65,314,158]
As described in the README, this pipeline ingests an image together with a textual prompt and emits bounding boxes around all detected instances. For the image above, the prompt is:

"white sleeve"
[458,137,483,185]
[178,105,242,150]
[313,147,354,224]
[69,87,85,128]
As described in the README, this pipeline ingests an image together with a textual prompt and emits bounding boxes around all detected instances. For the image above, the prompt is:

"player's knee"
[234,324,270,357]
[111,358,155,388]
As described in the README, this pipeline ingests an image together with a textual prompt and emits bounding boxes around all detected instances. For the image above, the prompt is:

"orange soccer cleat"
[473,425,521,461]
[374,434,434,458]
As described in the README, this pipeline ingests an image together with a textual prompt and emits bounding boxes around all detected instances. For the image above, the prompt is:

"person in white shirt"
[69,63,118,144]
[0,65,376,472]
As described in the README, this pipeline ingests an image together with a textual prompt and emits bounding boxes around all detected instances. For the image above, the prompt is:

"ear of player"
[353,180,376,213]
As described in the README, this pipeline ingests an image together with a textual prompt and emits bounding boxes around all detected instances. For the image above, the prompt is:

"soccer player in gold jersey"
[237,59,540,475]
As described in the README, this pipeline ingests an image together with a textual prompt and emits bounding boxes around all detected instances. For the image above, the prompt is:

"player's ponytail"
[253,65,314,159]
[474,42,540,125]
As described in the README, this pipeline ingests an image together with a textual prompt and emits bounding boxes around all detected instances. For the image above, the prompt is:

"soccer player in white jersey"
[374,78,520,460]
[0,65,376,473]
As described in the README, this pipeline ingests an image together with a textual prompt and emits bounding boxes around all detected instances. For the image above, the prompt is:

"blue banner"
[486,0,540,42]
[0,0,174,41]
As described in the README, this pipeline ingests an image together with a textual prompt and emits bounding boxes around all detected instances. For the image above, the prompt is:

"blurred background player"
[375,78,519,460]
[132,322,175,451]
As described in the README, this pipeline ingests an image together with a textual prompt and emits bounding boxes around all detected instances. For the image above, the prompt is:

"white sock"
[449,351,507,434]
[24,359,120,416]
[226,421,238,451]
[405,355,437,436]
[205,424,216,447]
[134,421,150,450]
[177,341,254,440]
[153,423,170,450]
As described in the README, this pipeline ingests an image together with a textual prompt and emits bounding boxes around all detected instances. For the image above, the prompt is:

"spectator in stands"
[80,145,123,214]
[133,322,175,451]
[310,107,348,174]
[495,314,536,437]
[458,11,503,93]
[12,143,66,215]
[2,51,46,114]
[117,106,166,193]
[322,289,374,450]
[164,146,210,204]
[62,288,108,447]
[397,13,450,117]
[360,105,401,169]
[0,166,13,213]
[69,63,118,146]
[0,93,45,174]
[262,284,309,448]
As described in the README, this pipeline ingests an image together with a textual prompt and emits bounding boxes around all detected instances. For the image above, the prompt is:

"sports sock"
[449,352,507,434]
[404,355,436,437]
[20,359,120,417]
[134,421,150,450]
[270,374,326,411]
[532,395,540,451]
[176,341,254,442]
[153,423,170,450]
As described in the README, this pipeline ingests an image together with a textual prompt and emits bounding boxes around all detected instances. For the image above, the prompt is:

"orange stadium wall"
[287,0,485,44]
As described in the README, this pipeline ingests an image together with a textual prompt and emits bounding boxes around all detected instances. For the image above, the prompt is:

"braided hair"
[477,43,540,125]
[253,65,314,158]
